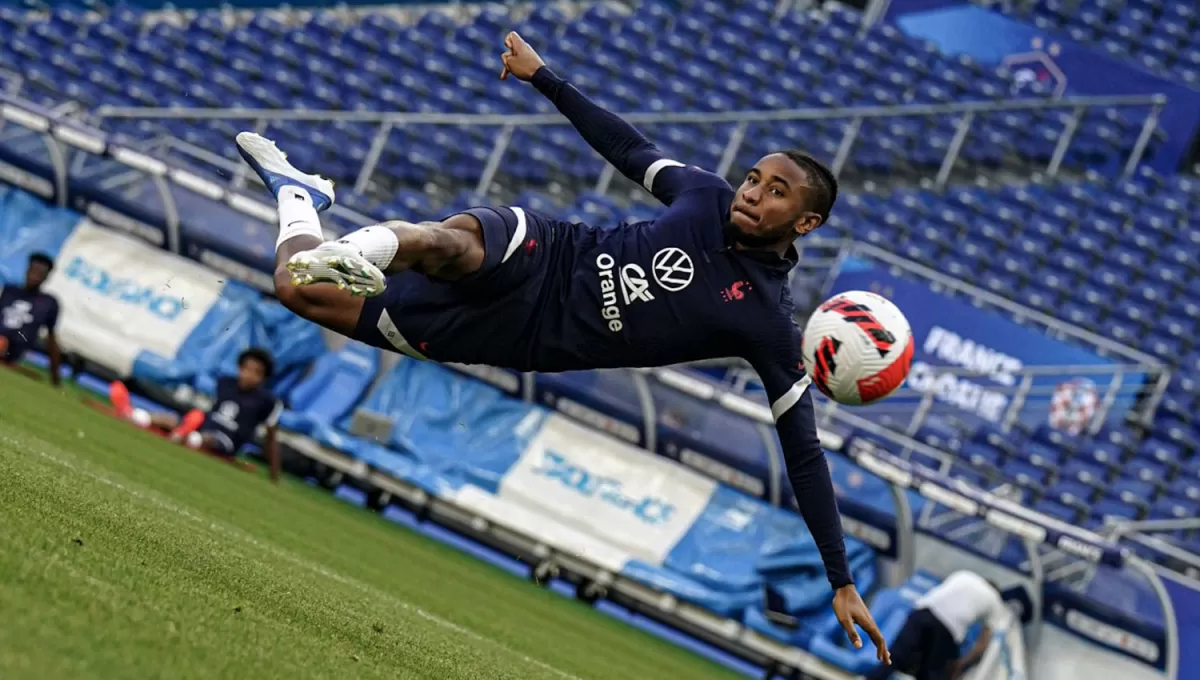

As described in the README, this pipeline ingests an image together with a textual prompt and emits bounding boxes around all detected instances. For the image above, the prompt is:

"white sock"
[185,431,204,449]
[130,408,152,428]
[335,225,400,270]
[277,185,325,250]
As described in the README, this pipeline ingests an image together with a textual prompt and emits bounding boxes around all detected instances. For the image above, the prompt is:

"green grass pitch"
[0,368,743,680]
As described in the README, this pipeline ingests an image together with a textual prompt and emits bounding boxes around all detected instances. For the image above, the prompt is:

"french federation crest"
[1048,378,1099,435]
[1003,38,1068,98]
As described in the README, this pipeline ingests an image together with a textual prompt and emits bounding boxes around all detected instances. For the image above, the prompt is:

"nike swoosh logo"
[287,221,307,228]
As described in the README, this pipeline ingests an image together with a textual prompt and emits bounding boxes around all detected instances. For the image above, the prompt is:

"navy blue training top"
[204,376,283,452]
[0,285,58,361]
[371,67,851,589]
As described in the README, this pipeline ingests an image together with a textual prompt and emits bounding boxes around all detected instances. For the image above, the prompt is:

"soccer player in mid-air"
[0,252,63,385]
[108,348,284,482]
[235,32,890,662]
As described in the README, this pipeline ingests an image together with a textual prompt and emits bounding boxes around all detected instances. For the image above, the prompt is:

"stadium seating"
[0,1,1160,222]
[278,341,380,435]
[976,0,1200,88]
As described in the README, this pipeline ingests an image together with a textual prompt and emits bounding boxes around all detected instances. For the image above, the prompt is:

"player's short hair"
[28,252,54,269]
[778,150,838,224]
[238,347,274,378]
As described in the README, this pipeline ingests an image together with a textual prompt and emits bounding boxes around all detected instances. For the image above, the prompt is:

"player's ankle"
[276,186,324,250]
[335,225,399,270]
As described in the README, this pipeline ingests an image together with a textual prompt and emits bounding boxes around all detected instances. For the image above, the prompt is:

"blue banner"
[828,257,1146,432]
[1160,571,1200,679]
[886,1,1200,173]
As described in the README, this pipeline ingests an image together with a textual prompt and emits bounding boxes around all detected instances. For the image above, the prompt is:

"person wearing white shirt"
[864,570,1008,680]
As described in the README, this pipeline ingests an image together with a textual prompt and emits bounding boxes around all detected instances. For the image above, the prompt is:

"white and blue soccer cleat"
[235,132,336,212]
[236,132,385,296]
[285,241,388,298]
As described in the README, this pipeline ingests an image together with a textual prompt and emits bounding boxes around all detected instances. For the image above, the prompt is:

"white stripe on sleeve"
[500,206,528,264]
[643,158,686,193]
[770,374,812,421]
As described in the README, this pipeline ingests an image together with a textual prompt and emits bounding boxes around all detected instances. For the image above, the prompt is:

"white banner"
[44,220,224,374]
[495,414,717,567]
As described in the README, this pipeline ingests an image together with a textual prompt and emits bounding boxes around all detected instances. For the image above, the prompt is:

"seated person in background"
[0,252,63,385]
[864,570,1008,680]
[109,348,283,482]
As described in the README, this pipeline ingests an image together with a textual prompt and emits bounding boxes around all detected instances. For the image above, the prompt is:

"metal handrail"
[90,91,1168,225]
[92,93,1167,124]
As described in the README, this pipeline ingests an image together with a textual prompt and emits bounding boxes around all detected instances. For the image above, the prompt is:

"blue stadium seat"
[279,342,380,435]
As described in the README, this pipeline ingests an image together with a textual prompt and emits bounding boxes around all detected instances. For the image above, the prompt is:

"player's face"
[237,358,268,390]
[727,154,823,248]
[25,261,50,290]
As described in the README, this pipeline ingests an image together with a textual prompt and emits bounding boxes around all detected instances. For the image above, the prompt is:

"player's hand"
[833,584,891,664]
[499,31,544,81]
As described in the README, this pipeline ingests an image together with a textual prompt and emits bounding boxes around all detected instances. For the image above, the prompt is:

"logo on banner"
[531,450,676,526]
[1048,378,1099,435]
[1003,38,1068,98]
[63,256,188,321]
[652,248,694,292]
[44,221,225,376]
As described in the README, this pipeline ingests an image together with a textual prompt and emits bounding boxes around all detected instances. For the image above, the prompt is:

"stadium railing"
[1106,518,1200,581]
[91,91,1167,194]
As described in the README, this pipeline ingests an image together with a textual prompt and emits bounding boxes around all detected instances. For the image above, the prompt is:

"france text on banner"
[43,220,225,375]
[498,413,718,567]
[829,257,1145,432]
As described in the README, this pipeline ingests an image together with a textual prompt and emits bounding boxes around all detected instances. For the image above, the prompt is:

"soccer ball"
[801,290,914,406]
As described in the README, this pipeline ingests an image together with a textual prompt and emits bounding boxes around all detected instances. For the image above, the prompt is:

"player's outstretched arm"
[752,351,891,664]
[500,31,726,205]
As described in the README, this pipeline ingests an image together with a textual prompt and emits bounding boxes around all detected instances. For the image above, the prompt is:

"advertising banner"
[828,257,1146,431]
[498,414,717,567]
[43,220,225,375]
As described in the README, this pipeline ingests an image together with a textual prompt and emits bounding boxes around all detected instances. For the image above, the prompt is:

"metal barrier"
[92,91,1167,197]
[1107,519,1200,581]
